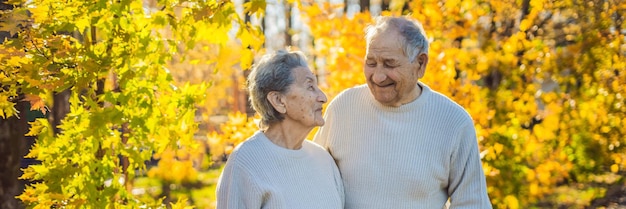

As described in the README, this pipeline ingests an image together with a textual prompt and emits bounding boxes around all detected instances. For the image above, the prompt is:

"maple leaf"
[0,8,30,37]
[243,0,266,17]
[22,94,48,114]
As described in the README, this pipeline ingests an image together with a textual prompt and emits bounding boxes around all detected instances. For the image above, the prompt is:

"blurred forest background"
[0,0,625,208]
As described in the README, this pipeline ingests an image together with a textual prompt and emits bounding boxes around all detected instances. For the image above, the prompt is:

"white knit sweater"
[216,131,344,209]
[314,83,492,209]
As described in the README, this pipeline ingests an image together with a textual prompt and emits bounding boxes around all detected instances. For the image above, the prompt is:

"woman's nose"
[318,89,328,103]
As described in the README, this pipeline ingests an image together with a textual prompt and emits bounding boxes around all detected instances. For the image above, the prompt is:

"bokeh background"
[0,0,625,208]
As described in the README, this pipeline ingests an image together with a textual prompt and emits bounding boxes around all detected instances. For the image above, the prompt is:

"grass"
[132,165,225,209]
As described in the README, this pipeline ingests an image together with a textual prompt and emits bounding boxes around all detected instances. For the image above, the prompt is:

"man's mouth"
[375,82,394,88]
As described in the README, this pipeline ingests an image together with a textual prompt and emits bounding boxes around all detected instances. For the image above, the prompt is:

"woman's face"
[281,66,328,128]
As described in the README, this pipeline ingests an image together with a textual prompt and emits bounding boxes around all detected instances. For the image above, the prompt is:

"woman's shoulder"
[302,139,325,150]
[226,131,266,163]
[302,140,334,158]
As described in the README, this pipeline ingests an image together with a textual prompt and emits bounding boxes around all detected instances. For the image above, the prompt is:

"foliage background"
[0,0,625,208]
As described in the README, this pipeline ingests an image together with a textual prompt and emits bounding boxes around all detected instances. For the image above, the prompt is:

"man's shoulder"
[425,86,473,121]
[338,84,368,96]
[428,89,459,106]
[329,84,369,104]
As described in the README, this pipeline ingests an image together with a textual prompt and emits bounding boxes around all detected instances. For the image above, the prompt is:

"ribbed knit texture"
[216,131,344,209]
[314,82,492,209]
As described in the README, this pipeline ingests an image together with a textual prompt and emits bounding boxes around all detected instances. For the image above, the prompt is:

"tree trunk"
[0,101,28,209]
[381,0,390,12]
[284,1,292,47]
[359,0,369,12]
[0,1,28,208]
[48,89,70,135]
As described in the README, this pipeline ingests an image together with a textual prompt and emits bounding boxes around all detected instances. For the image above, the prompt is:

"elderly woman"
[216,50,344,209]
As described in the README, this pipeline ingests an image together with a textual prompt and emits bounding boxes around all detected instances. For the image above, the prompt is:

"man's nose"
[372,70,387,84]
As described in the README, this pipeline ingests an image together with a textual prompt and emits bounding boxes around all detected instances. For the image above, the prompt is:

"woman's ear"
[267,91,286,114]
[416,53,428,78]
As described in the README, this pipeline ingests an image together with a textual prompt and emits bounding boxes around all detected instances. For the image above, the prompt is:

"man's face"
[364,30,427,107]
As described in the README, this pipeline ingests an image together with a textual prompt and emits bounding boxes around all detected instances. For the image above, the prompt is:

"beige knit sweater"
[314,83,492,209]
[217,131,344,209]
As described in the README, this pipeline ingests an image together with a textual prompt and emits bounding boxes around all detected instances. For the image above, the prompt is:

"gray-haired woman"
[216,50,344,209]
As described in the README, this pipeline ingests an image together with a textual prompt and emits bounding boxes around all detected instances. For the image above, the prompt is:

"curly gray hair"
[246,50,309,128]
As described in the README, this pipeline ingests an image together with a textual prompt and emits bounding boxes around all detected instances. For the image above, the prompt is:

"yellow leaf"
[610,164,619,173]
[75,17,90,32]
[17,186,38,202]
[493,142,504,155]
[526,169,535,182]
[24,144,39,159]
[614,155,623,164]
[170,197,194,209]
[504,195,519,209]
[529,183,539,196]
[48,193,66,200]
[0,8,29,37]
[25,118,48,136]
[7,55,26,66]
[19,167,36,180]
[537,168,551,185]
[243,0,266,17]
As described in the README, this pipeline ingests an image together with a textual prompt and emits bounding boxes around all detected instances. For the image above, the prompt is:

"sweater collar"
[367,82,431,113]
[255,131,307,159]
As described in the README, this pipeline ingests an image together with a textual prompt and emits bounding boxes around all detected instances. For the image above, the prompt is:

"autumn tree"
[210,0,626,208]
[0,0,263,208]
[0,1,32,208]
[296,0,626,208]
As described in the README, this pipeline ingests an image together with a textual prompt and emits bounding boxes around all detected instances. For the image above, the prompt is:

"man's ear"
[416,53,428,78]
[267,91,286,114]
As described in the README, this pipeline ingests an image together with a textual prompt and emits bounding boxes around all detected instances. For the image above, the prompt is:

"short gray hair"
[247,50,309,128]
[365,16,430,63]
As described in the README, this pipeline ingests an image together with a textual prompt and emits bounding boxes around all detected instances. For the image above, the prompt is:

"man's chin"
[374,93,403,106]
[374,97,393,105]
[372,91,391,100]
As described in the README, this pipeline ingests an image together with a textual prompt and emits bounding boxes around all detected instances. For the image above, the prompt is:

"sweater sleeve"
[448,122,493,209]
[331,157,345,207]
[216,162,264,209]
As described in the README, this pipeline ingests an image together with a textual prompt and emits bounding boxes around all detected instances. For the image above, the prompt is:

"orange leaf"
[22,94,48,114]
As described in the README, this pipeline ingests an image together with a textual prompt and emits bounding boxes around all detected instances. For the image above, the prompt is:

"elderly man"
[314,16,492,208]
